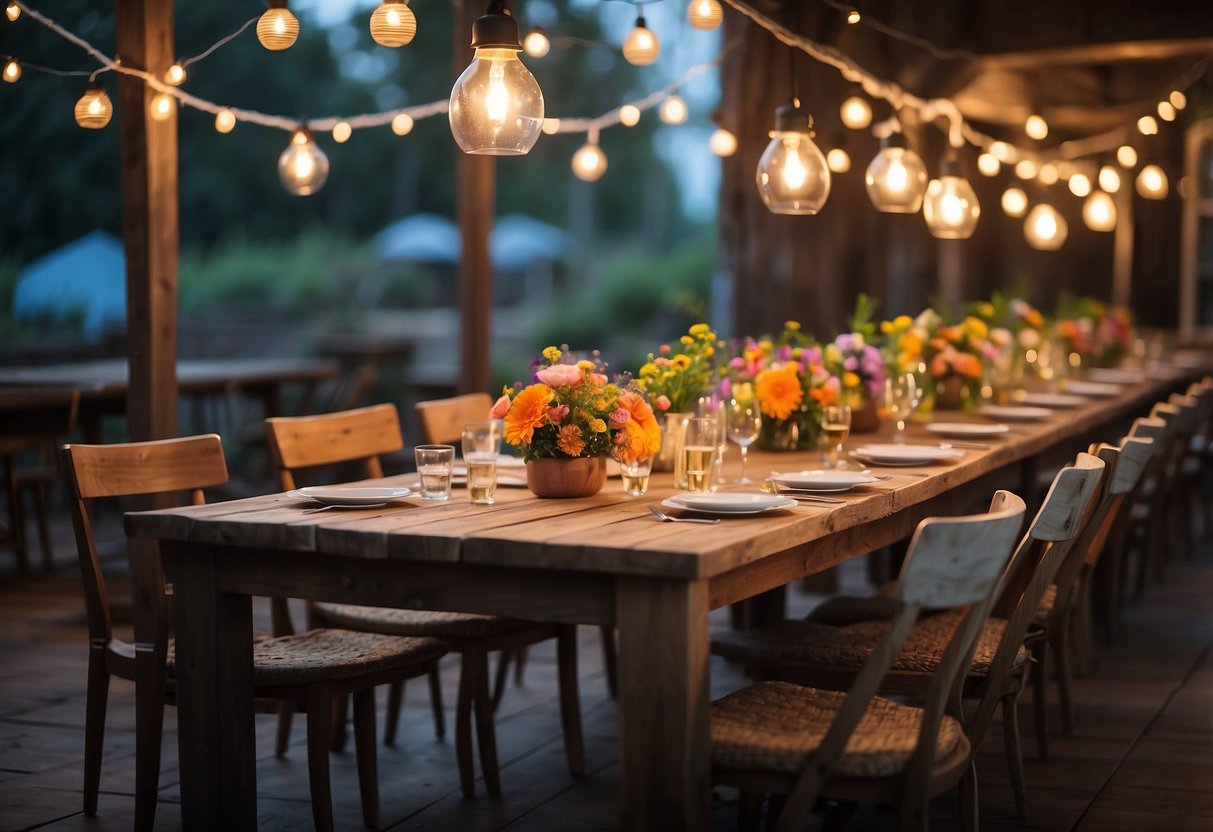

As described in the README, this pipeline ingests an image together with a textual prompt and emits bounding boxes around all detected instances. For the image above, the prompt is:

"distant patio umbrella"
[490,213,574,271]
[374,213,461,263]
[13,230,126,339]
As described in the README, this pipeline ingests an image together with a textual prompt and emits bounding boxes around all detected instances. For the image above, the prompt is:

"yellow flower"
[680,335,694,346]
[671,354,691,371]
[842,372,860,389]
[689,323,710,336]
[965,316,989,339]
[756,366,804,421]
[577,359,595,371]
[977,302,995,318]
[504,384,555,446]
[639,362,658,378]
[785,320,801,332]
[590,418,608,433]
[542,346,562,363]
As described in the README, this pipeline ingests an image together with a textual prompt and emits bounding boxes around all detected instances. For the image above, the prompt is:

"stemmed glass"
[727,397,762,484]
[820,404,852,469]
[884,373,920,444]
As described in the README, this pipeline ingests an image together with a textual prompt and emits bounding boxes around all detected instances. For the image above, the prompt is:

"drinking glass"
[461,420,502,505]
[696,394,728,487]
[727,397,762,484]
[414,444,455,500]
[884,373,920,443]
[683,417,719,493]
[616,454,654,497]
[819,404,852,469]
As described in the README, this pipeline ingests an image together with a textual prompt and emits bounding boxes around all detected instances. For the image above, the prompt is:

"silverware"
[647,505,720,524]
[939,441,991,450]
[301,504,337,514]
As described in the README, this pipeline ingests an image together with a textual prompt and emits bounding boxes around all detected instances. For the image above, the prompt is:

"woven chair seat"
[711,681,963,778]
[313,602,540,639]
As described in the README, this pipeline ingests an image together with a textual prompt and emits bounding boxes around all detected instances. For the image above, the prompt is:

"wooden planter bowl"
[525,456,608,498]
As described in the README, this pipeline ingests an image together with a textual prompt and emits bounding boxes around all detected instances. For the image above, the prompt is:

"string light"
[1136,164,1168,199]
[278,128,329,196]
[1068,172,1091,197]
[2,58,19,83]
[523,27,550,58]
[257,0,300,51]
[74,86,112,129]
[5,1,19,22]
[659,95,688,124]
[1157,100,1176,122]
[755,102,830,215]
[541,117,560,134]
[826,144,851,174]
[864,132,927,213]
[1169,90,1187,110]
[449,2,544,156]
[332,120,352,143]
[215,108,236,133]
[1117,145,1137,168]
[369,0,417,48]
[391,113,414,135]
[977,152,1000,177]
[709,127,738,157]
[839,95,872,130]
[988,141,1014,162]
[1098,165,1120,193]
[1001,187,1028,217]
[686,0,723,30]
[1024,202,1067,250]
[1025,113,1048,140]
[622,10,660,66]
[149,91,175,121]
[1038,162,1059,186]
[619,104,641,127]
[164,62,186,86]
[923,152,980,239]
[1082,190,1116,231]
[1014,158,1037,180]
[1137,115,1158,136]
[572,136,607,182]
[846,8,861,24]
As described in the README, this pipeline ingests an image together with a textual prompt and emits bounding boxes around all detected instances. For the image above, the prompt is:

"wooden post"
[454,0,494,395]
[116,0,178,442]
[1112,179,1134,308]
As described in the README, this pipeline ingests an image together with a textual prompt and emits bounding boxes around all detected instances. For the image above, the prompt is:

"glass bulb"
[1038,162,1059,186]
[1014,159,1037,180]
[1117,145,1137,168]
[756,127,831,215]
[74,88,113,129]
[839,96,872,130]
[332,121,352,143]
[977,152,1000,177]
[1068,172,1091,197]
[1082,190,1116,232]
[659,95,688,125]
[149,92,175,122]
[622,18,660,66]
[924,174,980,239]
[1137,115,1158,136]
[369,0,416,47]
[215,109,236,133]
[1157,101,1176,122]
[541,117,560,135]
[1170,90,1187,110]
[523,28,550,58]
[1025,113,1048,140]
[864,142,928,213]
[846,8,861,24]
[1001,187,1028,217]
[278,129,329,196]
[391,113,414,135]
[1136,164,1168,199]
[165,63,186,86]
[686,0,723,30]
[1098,165,1121,193]
[449,46,544,156]
[826,147,851,173]
[709,128,737,157]
[619,104,641,127]
[257,6,300,50]
[988,141,1014,162]
[5,1,20,22]
[2,58,19,83]
[1024,203,1067,250]
[572,142,607,181]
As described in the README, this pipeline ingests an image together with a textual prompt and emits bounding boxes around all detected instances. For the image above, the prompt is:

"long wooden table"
[125,370,1196,831]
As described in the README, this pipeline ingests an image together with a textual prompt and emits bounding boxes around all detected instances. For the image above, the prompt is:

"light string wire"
[816,0,980,63]
[180,16,257,68]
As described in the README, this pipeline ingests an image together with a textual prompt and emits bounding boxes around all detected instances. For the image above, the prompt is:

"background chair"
[63,434,446,832]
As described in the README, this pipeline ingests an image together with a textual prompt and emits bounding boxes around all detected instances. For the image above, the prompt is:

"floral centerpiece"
[823,295,885,432]
[882,309,991,411]
[492,346,661,497]
[1054,296,1133,370]
[636,323,717,472]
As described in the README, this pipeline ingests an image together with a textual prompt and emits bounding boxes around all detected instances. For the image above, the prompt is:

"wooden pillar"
[454,0,494,395]
[116,0,178,442]
[1112,179,1134,308]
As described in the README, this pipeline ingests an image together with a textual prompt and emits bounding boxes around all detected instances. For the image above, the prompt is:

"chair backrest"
[61,435,229,649]
[265,403,403,491]
[414,393,493,445]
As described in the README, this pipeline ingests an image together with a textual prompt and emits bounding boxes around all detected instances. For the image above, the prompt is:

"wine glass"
[820,404,852,469]
[884,373,920,444]
[727,397,762,484]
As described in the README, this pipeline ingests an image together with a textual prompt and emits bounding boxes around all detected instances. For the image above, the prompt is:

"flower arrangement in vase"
[492,346,661,497]
[1054,295,1133,370]
[882,309,991,412]
[824,296,885,432]
[636,323,718,472]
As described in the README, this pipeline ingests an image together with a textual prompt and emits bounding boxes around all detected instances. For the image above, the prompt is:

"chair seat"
[711,681,963,778]
[313,603,541,640]
[713,611,1027,676]
[807,591,900,627]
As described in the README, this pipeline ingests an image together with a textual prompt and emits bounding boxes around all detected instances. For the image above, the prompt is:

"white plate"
[925,422,1011,438]
[851,444,964,465]
[1063,380,1123,398]
[289,486,412,507]
[978,405,1054,422]
[1084,368,1144,384]
[771,470,879,491]
[664,493,797,515]
[1018,393,1089,408]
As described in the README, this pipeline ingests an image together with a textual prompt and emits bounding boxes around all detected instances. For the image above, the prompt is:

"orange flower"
[504,384,555,446]
[615,390,661,462]
[930,354,950,378]
[952,352,983,379]
[756,365,803,421]
[556,424,585,456]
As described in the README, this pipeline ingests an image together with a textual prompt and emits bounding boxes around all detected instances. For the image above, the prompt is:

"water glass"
[696,394,728,487]
[462,420,502,505]
[727,397,761,483]
[683,416,720,493]
[884,373,920,443]
[617,455,654,497]
[414,444,455,501]
[820,404,852,469]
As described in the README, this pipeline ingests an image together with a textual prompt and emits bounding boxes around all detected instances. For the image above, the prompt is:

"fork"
[647,505,720,524]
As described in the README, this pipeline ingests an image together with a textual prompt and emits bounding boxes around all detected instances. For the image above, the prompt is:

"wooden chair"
[266,403,585,798]
[710,491,1027,830]
[714,454,1105,818]
[63,434,446,832]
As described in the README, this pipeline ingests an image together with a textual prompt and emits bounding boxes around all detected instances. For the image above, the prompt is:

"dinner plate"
[289,486,412,507]
[770,470,879,491]
[1084,368,1144,384]
[1063,380,1123,398]
[925,422,1011,438]
[978,404,1054,422]
[1018,393,1089,408]
[850,444,964,465]
[663,493,797,515]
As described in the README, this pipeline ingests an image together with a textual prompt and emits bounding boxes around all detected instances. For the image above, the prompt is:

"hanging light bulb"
[1136,164,1168,199]
[369,0,417,47]
[391,112,414,135]
[1024,202,1067,250]
[165,62,186,86]
[149,92,175,122]
[1157,100,1176,122]
[74,86,112,129]
[541,117,560,135]
[2,58,19,83]
[1038,162,1059,186]
[839,96,872,130]
[977,152,1000,177]
[864,132,928,213]
[1025,113,1048,140]
[1068,172,1091,197]
[709,127,737,157]
[1117,145,1137,168]
[1014,158,1038,180]
[923,152,980,239]
[572,139,607,182]
[5,1,20,22]
[523,27,550,58]
[278,128,329,196]
[1137,115,1158,136]
[988,141,1014,162]
[1099,165,1121,193]
[846,8,861,24]
[1082,190,1117,232]
[332,121,352,143]
[755,101,831,215]
[257,0,300,50]
[449,3,544,156]
[1001,187,1028,217]
[827,146,851,174]
[685,0,723,30]
[1170,90,1187,110]
[659,95,688,124]
[215,109,236,133]
[619,104,641,127]
[622,10,660,66]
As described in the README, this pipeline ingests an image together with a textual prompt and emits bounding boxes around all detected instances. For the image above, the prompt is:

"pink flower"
[548,404,570,423]
[659,344,671,355]
[655,395,671,412]
[489,394,511,420]
[610,407,631,426]
[535,364,583,388]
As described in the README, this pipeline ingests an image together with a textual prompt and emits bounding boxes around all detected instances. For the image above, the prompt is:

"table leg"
[615,576,711,831]
[166,542,257,831]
